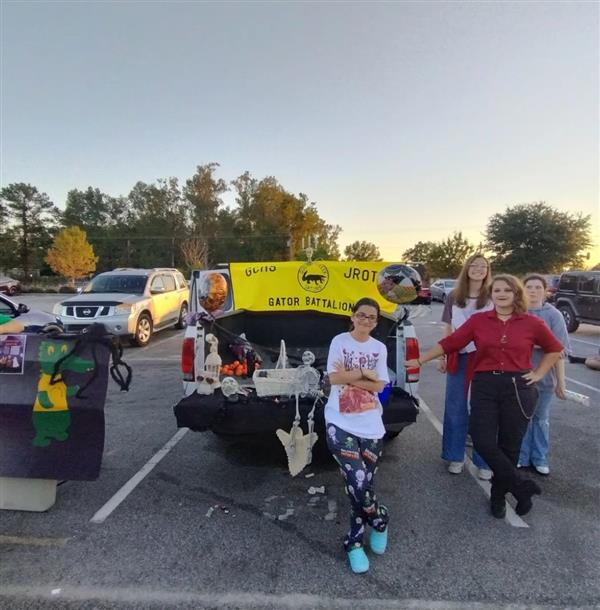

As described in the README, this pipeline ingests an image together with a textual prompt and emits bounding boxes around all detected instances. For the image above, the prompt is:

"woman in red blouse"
[406,275,563,518]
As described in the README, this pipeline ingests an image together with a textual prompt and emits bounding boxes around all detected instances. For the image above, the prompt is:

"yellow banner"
[229,261,400,315]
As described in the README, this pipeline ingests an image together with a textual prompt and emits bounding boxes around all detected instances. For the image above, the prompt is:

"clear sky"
[1,1,598,263]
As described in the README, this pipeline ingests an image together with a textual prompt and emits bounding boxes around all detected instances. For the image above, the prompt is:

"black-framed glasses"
[355,312,377,322]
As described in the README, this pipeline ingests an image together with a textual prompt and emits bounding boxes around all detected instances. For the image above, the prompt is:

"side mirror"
[17,303,30,314]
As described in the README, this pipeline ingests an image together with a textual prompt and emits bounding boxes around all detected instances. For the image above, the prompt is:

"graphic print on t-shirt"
[338,347,379,414]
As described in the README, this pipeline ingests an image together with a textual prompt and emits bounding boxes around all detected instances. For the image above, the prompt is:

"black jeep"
[554,271,600,332]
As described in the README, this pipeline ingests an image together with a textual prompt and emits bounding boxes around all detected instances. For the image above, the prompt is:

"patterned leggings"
[326,423,389,550]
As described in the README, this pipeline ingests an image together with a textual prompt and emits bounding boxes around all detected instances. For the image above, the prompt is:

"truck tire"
[130,313,153,347]
[558,304,579,333]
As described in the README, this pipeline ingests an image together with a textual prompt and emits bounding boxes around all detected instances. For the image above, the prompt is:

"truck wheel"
[558,304,579,333]
[130,313,153,347]
[441,293,446,304]
[175,302,188,329]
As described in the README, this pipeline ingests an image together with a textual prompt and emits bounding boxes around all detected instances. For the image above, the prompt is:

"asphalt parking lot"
[1,295,599,609]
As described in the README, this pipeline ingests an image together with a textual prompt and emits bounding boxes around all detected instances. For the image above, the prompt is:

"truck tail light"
[181,337,195,381]
[405,337,420,383]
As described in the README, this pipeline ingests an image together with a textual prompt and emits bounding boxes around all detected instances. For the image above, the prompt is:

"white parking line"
[90,428,188,523]
[417,397,529,528]
[0,585,567,609]
[566,377,600,394]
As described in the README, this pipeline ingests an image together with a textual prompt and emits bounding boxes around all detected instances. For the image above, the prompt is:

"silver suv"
[54,268,189,346]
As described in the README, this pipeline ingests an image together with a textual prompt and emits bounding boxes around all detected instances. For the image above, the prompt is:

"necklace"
[499,318,511,343]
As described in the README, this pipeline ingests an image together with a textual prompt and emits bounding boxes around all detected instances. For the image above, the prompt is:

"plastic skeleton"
[205,333,222,389]
[196,333,222,394]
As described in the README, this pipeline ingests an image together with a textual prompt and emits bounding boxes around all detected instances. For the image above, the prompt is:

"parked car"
[554,270,600,332]
[174,261,421,446]
[414,285,432,305]
[0,276,21,296]
[53,268,189,346]
[0,294,62,330]
[430,279,457,303]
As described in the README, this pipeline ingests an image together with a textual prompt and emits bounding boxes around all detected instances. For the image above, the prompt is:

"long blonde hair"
[454,253,491,309]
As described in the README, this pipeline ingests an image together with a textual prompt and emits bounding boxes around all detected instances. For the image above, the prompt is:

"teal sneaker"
[347,547,369,573]
[369,527,388,555]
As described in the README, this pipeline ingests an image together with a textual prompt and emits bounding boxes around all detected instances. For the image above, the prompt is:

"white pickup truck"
[173,260,421,440]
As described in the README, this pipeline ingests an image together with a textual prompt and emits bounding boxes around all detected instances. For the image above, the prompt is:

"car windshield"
[445,280,457,287]
[85,275,147,295]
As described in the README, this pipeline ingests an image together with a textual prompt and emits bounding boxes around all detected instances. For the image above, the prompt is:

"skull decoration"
[221,376,240,397]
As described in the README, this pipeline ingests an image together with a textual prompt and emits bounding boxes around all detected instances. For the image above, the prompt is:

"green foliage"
[0,183,60,277]
[403,232,476,278]
[485,202,592,274]
[402,241,436,264]
[45,226,98,285]
[343,241,382,261]
[184,162,228,240]
[9,167,343,273]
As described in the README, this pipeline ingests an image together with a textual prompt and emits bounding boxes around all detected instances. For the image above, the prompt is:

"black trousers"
[469,372,538,493]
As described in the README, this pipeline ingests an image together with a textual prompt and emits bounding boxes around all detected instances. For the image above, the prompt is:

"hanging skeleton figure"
[197,333,222,395]
[276,391,322,477]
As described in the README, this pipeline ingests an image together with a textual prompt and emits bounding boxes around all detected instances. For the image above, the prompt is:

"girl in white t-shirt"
[324,297,390,574]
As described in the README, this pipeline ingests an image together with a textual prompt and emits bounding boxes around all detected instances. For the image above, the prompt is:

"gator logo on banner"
[297,263,329,293]
[229,261,399,315]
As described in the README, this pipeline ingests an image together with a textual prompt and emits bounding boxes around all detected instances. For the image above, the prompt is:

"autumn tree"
[344,240,382,261]
[226,173,341,263]
[46,226,98,285]
[485,202,592,274]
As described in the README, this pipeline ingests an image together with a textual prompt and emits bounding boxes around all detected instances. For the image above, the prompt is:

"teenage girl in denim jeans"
[439,254,493,479]
[324,297,390,574]
[407,275,563,518]
[518,274,570,475]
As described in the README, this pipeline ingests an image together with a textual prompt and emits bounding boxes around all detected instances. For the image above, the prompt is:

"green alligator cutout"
[32,340,94,447]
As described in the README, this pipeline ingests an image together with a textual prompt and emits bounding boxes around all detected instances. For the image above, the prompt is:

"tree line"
[402,203,592,277]
[0,163,343,277]
[0,163,593,280]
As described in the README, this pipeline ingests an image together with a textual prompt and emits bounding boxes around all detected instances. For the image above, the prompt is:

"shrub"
[58,285,77,293]
[22,285,47,294]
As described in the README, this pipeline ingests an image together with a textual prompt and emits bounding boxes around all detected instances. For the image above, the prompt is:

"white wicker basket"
[252,340,300,397]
